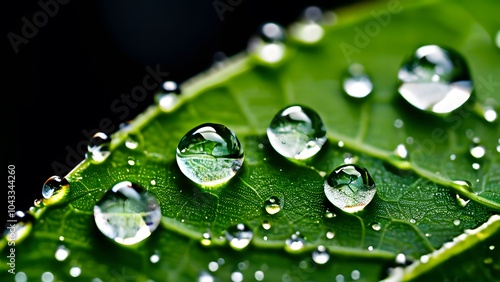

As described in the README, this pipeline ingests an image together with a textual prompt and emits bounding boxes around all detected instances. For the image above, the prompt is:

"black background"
[3,0,359,224]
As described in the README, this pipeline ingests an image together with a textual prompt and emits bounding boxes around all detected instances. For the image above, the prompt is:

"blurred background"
[3,0,359,218]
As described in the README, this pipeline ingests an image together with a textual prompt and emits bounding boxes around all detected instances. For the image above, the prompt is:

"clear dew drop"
[248,22,287,64]
[262,220,271,230]
[326,230,335,239]
[397,45,472,114]
[54,245,70,261]
[226,223,253,250]
[155,80,181,112]
[264,196,281,214]
[342,63,373,98]
[285,233,306,252]
[93,181,161,245]
[4,211,34,243]
[453,179,472,192]
[176,123,244,187]
[395,253,407,265]
[472,163,481,170]
[125,134,140,150]
[289,6,325,44]
[324,164,376,213]
[150,251,160,264]
[455,193,470,207]
[312,245,330,264]
[86,132,111,163]
[198,271,214,282]
[469,138,486,159]
[41,175,70,203]
[371,222,381,231]
[267,105,327,160]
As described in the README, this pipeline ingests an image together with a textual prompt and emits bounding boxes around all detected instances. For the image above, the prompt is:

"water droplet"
[409,218,416,224]
[15,272,27,282]
[289,6,325,44]
[450,154,456,161]
[368,246,374,251]
[262,220,271,230]
[34,198,44,208]
[326,230,335,239]
[420,255,430,263]
[4,211,34,243]
[312,245,330,264]
[125,134,140,150]
[54,245,70,261]
[395,253,406,265]
[482,105,498,122]
[176,123,244,187]
[489,245,495,251]
[264,196,281,214]
[150,251,160,263]
[285,233,305,252]
[226,223,253,250]
[254,270,265,281]
[248,22,287,64]
[86,132,111,163]
[351,270,361,280]
[472,163,481,170]
[398,45,472,114]
[324,164,376,213]
[208,261,219,272]
[342,63,373,98]
[394,119,404,128]
[325,209,337,218]
[267,105,327,160]
[41,272,55,282]
[201,232,212,246]
[231,271,244,282]
[69,266,81,278]
[93,181,161,245]
[452,219,461,226]
[394,144,409,160]
[469,138,486,159]
[155,81,181,111]
[198,271,214,282]
[371,222,381,231]
[41,175,69,204]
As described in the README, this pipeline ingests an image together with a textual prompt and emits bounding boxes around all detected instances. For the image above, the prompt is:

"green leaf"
[2,0,500,281]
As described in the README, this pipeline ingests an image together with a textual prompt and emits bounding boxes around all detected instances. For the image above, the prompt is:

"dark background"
[3,0,358,223]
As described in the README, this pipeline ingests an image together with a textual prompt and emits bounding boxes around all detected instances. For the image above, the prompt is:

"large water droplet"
[267,105,327,160]
[226,223,253,250]
[86,132,111,163]
[312,245,330,264]
[248,22,287,64]
[324,164,376,213]
[285,233,305,252]
[342,63,373,98]
[398,45,472,114]
[264,196,282,215]
[93,181,161,245]
[41,176,69,204]
[176,123,244,187]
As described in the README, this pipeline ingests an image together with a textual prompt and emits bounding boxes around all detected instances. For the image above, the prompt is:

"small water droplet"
[176,123,244,187]
[248,22,287,64]
[312,245,330,264]
[324,164,376,213]
[368,245,374,251]
[155,81,181,112]
[450,154,456,161]
[86,132,111,163]
[198,271,214,282]
[420,255,430,263]
[394,144,409,160]
[342,63,373,98]
[489,245,495,251]
[201,232,212,246]
[395,253,406,265]
[41,175,70,204]
[326,230,335,239]
[4,211,34,244]
[472,163,481,170]
[425,233,432,237]
[351,270,361,280]
[93,181,161,245]
[15,272,27,282]
[254,270,265,281]
[226,223,253,250]
[285,233,305,252]
[208,261,219,272]
[34,198,44,208]
[398,45,472,114]
[371,222,381,231]
[469,138,486,159]
[406,136,414,144]
[336,274,345,282]
[267,105,327,160]
[453,219,461,226]
[54,245,70,261]
[41,272,55,282]
[69,266,81,278]
[150,251,160,264]
[231,271,244,282]
[125,134,140,150]
[289,6,325,44]
[262,220,271,230]
[482,105,498,122]
[264,196,281,214]
[409,218,416,224]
